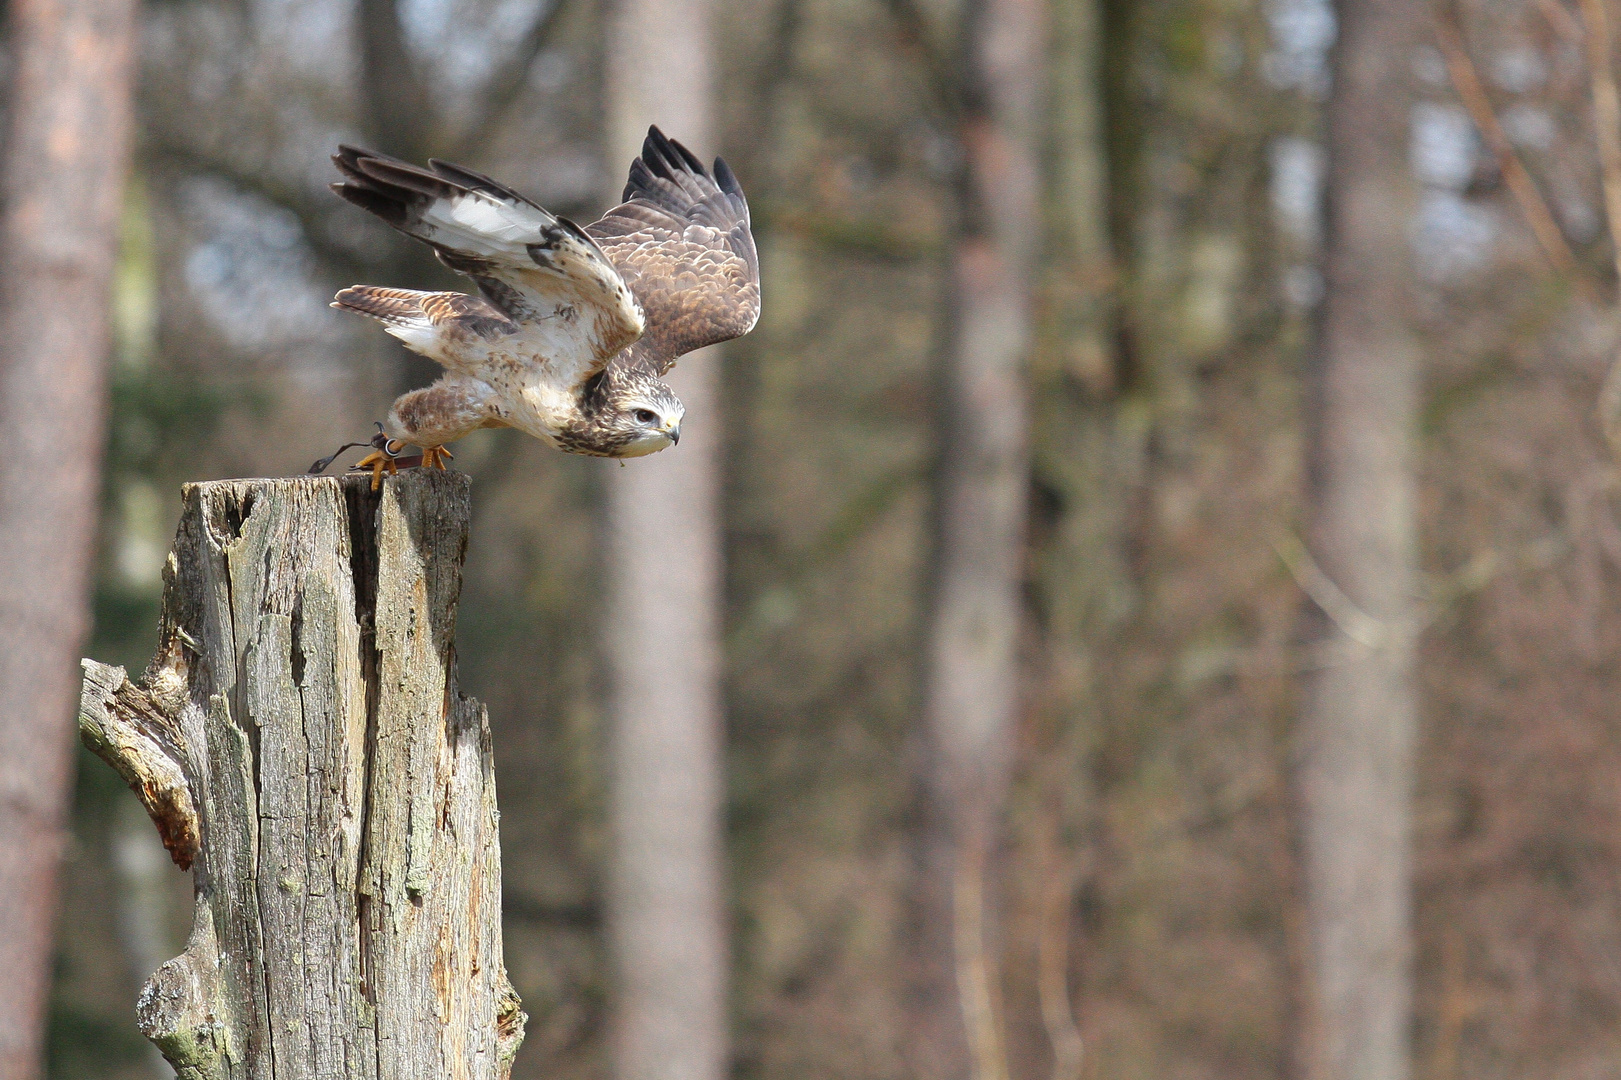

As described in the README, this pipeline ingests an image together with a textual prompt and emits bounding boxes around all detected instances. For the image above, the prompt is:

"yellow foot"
[353,449,400,491]
[421,445,454,470]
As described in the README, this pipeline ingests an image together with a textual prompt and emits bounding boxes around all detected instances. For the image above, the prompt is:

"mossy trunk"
[77,472,525,1080]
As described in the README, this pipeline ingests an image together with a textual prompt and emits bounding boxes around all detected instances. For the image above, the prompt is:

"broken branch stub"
[77,471,525,1080]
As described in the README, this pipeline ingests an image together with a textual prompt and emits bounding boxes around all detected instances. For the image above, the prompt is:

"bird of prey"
[311,126,760,487]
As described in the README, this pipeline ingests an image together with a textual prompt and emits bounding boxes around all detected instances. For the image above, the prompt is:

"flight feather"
[585,126,761,374]
[324,128,758,464]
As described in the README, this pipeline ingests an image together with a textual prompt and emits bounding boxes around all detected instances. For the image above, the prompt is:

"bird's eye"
[633,409,658,425]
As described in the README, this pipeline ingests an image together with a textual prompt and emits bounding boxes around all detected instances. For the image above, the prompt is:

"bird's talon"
[353,450,389,491]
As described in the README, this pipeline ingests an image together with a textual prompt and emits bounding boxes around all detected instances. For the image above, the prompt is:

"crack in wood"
[78,472,525,1079]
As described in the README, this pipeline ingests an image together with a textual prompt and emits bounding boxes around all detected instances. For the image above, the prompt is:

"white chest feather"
[417,319,594,441]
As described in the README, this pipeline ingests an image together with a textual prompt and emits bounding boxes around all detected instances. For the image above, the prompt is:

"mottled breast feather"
[586,126,761,377]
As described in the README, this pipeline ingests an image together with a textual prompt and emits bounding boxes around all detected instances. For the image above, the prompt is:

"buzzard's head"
[599,376,685,458]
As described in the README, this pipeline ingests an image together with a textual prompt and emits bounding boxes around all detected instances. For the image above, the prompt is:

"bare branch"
[144,140,373,279]
[359,0,435,158]
[1575,0,1621,291]
[77,661,200,870]
[445,0,573,162]
[1273,532,1392,650]
[728,0,806,178]
[1036,820,1084,1080]
[1435,7,1589,291]
[1542,0,1584,41]
[953,829,1009,1080]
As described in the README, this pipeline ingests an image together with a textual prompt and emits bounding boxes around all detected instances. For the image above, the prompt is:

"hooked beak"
[663,421,681,445]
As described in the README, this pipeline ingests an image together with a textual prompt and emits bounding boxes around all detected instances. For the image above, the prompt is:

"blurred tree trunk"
[1039,0,1115,399]
[355,0,447,399]
[1297,2,1424,1078]
[0,0,139,1069]
[913,1,1043,1078]
[602,5,728,1080]
[1003,0,1127,1074]
[358,0,432,163]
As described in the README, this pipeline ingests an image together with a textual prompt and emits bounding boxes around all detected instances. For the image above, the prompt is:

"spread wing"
[331,146,645,376]
[585,127,761,376]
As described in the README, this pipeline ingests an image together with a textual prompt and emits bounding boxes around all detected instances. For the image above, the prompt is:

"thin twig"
[731,0,805,180]
[1435,6,1587,288]
[1272,533,1390,649]
[954,828,1009,1080]
[1570,0,1621,460]
[446,0,573,162]
[1542,0,1583,41]
[1577,0,1621,289]
[1278,527,1563,657]
[143,142,371,279]
[1036,814,1083,1080]
[1600,352,1621,456]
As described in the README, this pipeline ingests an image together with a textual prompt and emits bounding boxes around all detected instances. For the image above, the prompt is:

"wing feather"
[331,146,644,376]
[585,126,761,375]
[332,285,523,375]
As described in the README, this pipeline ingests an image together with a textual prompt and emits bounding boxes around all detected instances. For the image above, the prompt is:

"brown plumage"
[586,131,761,374]
[317,127,760,477]
[333,287,518,341]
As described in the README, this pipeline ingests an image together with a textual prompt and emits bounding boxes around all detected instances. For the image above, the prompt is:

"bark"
[601,9,729,1079]
[914,1,1044,1078]
[1297,2,1426,1079]
[355,0,451,400]
[77,473,525,1080]
[1005,0,1126,1075]
[1039,0,1115,396]
[0,0,139,1069]
[358,0,433,161]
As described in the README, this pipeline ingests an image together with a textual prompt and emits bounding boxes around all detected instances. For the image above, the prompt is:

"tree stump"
[77,472,525,1080]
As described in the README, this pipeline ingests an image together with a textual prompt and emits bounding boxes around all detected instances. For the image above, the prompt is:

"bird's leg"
[350,428,413,491]
[352,448,401,490]
[420,445,454,470]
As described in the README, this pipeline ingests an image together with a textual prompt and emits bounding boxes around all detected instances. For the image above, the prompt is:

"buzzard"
[311,126,760,486]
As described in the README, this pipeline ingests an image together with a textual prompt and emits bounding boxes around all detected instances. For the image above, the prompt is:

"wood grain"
[78,471,524,1080]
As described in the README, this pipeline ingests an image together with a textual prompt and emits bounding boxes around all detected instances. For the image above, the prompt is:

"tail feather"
[332,286,432,327]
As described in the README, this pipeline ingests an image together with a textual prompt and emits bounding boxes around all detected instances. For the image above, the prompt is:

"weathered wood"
[78,471,525,1080]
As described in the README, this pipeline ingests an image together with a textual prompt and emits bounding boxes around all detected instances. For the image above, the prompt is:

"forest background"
[9,0,1621,1077]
